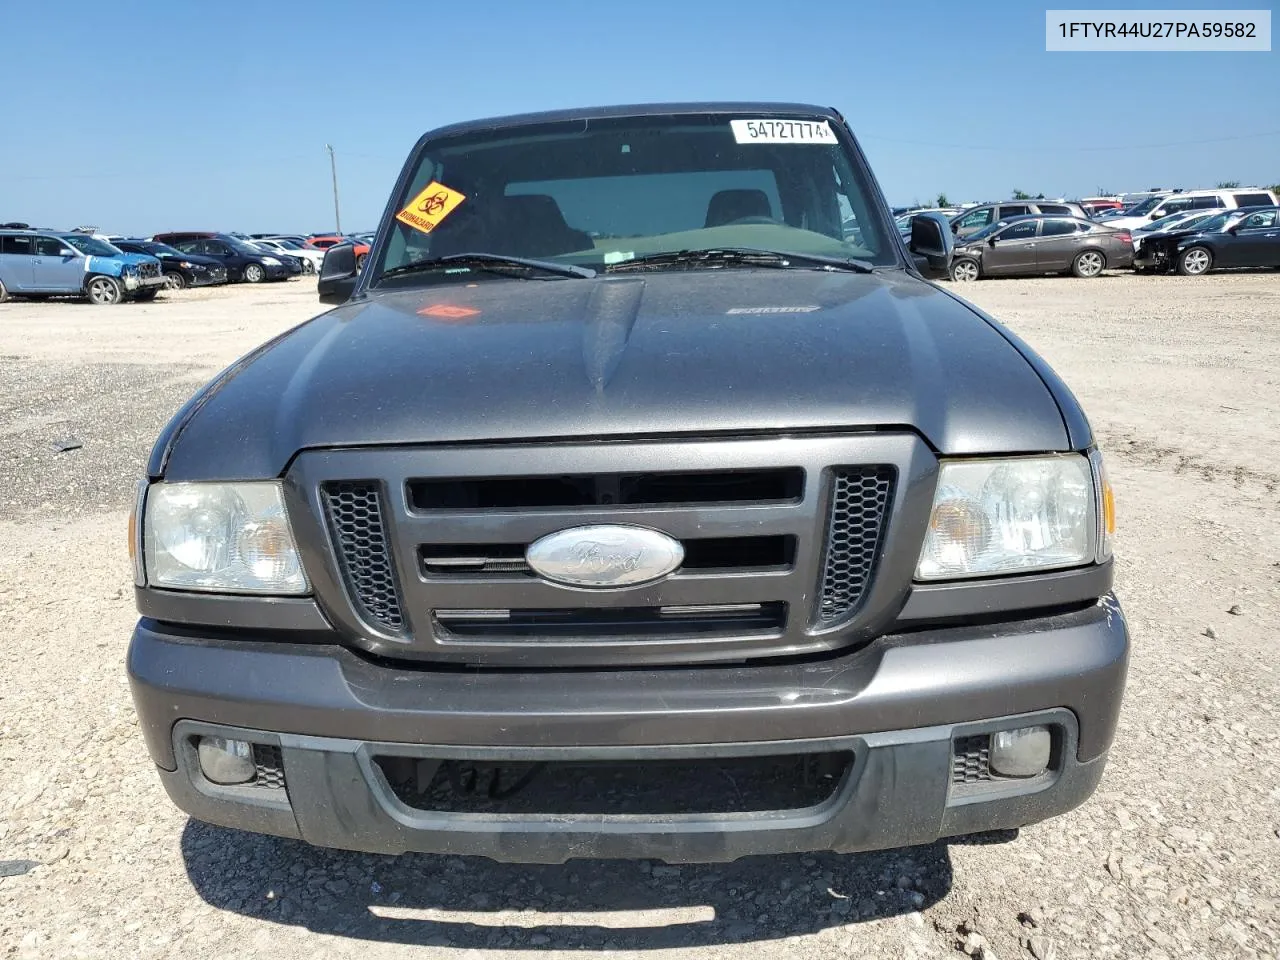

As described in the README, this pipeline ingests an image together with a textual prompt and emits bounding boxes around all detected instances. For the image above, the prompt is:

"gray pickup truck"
[127,102,1128,864]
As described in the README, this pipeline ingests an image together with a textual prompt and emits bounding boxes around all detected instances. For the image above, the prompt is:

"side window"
[1241,210,1277,229]
[1233,192,1272,207]
[1,235,35,256]
[999,205,1031,218]
[1155,198,1193,217]
[208,242,231,256]
[1041,219,1077,237]
[1038,204,1070,214]
[174,241,199,254]
[1000,221,1038,241]
[1192,196,1224,210]
[33,236,70,256]
[958,208,993,229]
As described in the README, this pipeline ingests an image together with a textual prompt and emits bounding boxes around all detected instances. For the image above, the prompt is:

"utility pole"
[326,144,342,234]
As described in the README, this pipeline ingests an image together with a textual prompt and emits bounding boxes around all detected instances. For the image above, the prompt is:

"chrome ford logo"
[526,525,684,589]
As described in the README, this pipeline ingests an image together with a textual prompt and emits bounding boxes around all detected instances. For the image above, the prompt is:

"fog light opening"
[197,736,255,785]
[988,725,1052,779]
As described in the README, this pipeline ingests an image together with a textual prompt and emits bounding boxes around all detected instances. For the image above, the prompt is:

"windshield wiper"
[379,252,595,281]
[605,247,875,274]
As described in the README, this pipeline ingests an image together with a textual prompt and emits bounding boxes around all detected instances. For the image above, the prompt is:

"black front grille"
[815,467,895,626]
[435,602,787,640]
[375,751,852,816]
[408,468,804,511]
[322,481,406,633]
[420,535,796,579]
[251,744,286,791]
[299,436,912,666]
[952,735,992,784]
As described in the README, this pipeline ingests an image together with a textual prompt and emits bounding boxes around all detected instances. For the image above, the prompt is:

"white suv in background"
[1103,188,1278,231]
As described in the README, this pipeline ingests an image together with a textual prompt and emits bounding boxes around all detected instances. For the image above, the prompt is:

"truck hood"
[155,269,1073,480]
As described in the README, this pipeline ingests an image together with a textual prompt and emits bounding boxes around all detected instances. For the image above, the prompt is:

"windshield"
[375,112,895,284]
[1191,212,1235,233]
[62,235,122,257]
[1123,196,1165,216]
[142,242,183,256]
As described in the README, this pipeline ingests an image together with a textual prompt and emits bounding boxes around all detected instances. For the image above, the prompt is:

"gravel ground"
[1,272,1278,959]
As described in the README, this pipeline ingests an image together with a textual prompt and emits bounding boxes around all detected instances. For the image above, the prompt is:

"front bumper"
[122,272,168,291]
[128,599,1129,863]
[189,269,228,286]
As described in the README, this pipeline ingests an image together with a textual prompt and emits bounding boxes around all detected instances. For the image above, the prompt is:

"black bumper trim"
[158,710,1102,863]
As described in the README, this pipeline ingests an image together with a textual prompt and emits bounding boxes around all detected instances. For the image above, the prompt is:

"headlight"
[916,454,1098,580]
[143,482,308,594]
[261,256,281,266]
[178,261,194,268]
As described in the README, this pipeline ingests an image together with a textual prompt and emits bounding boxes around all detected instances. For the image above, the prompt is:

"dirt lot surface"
[2,273,1278,959]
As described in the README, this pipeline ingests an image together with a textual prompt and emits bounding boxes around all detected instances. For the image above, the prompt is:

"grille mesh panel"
[816,467,895,625]
[952,735,993,784]
[323,481,406,633]
[251,744,286,791]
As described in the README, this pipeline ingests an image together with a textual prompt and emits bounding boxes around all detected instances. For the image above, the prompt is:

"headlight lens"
[144,482,308,594]
[916,455,1096,580]
[261,256,281,265]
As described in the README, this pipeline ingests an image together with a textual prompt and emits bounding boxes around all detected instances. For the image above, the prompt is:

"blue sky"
[1,0,1274,235]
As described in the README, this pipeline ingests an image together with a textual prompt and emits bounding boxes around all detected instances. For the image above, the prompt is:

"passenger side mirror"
[59,247,77,257]
[1226,224,1240,234]
[988,236,998,246]
[908,212,955,280]
[318,242,359,304]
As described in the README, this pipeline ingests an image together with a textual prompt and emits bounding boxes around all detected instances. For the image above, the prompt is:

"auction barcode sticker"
[731,119,838,144]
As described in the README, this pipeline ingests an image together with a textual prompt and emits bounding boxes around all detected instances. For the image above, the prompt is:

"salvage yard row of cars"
[2,186,1278,304]
[0,226,375,304]
[888,186,1280,282]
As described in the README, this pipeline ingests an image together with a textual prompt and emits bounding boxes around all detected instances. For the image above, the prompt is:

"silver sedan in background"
[948,215,1134,281]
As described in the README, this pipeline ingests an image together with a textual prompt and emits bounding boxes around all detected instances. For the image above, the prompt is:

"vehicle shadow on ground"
[180,820,965,949]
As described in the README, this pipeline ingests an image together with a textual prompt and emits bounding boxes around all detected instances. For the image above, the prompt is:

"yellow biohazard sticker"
[396,181,466,234]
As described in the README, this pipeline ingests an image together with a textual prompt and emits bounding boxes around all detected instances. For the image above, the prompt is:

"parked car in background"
[951,201,1089,238]
[1079,198,1124,217]
[1128,210,1224,261]
[895,208,961,238]
[152,233,299,282]
[113,239,229,289]
[0,229,166,304]
[306,234,371,269]
[252,238,324,274]
[948,215,1133,281]
[1134,206,1280,275]
[1102,188,1278,232]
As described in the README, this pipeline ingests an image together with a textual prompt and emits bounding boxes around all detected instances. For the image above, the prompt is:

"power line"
[860,129,1280,153]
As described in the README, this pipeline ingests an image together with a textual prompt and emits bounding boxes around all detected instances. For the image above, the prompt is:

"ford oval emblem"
[526,525,684,589]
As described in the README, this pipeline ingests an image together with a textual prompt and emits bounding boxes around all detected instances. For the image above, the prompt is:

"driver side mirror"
[318,242,359,304]
[1149,212,1163,220]
[909,212,955,280]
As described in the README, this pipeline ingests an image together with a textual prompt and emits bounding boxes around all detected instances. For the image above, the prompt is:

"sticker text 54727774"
[730,119,838,145]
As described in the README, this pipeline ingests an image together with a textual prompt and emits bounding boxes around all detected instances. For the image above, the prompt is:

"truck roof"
[420,101,841,141]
